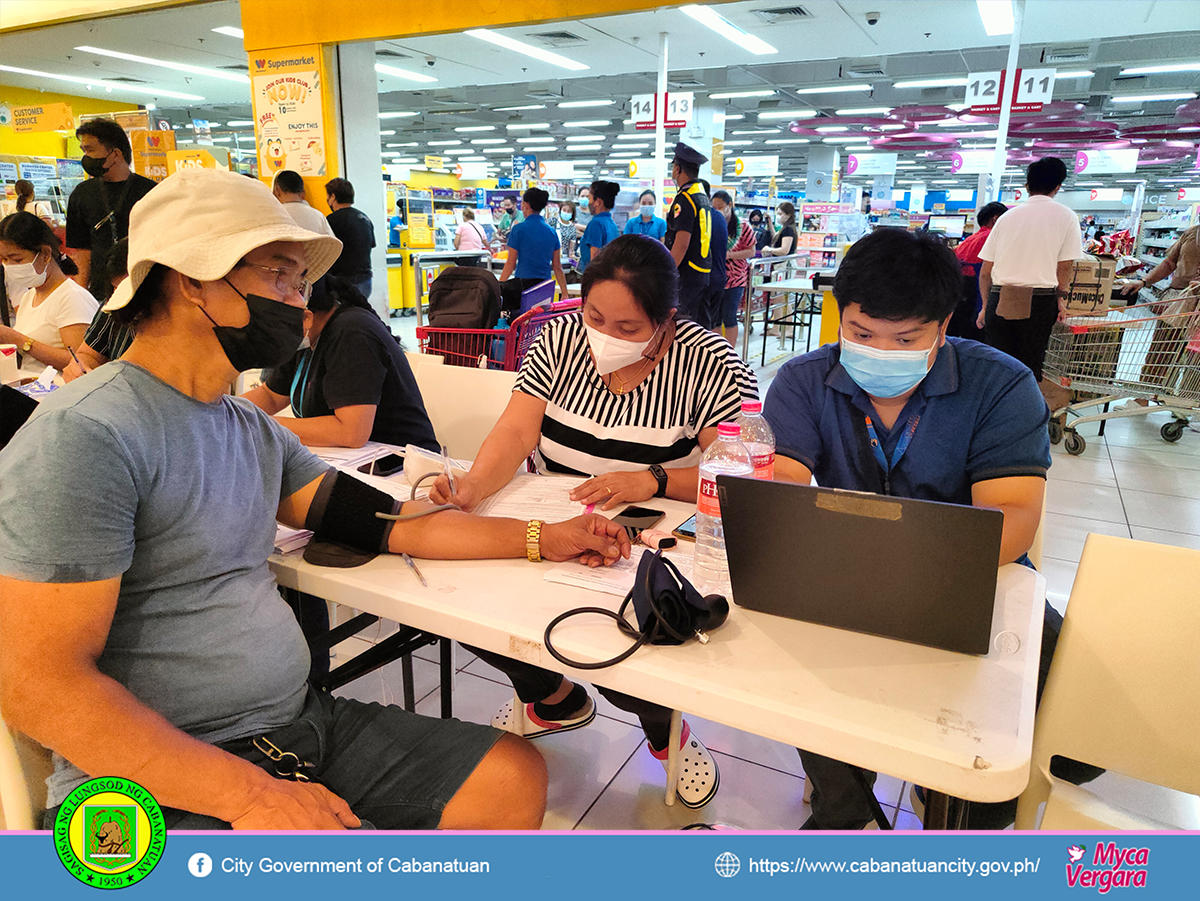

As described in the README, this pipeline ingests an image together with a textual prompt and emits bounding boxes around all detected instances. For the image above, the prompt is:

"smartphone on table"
[610,505,665,541]
[357,453,405,477]
[672,514,697,542]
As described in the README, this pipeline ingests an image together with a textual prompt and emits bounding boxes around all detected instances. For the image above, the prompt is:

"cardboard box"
[1064,255,1116,316]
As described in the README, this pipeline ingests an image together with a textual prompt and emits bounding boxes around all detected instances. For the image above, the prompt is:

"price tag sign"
[966,71,1004,114]
[1014,68,1055,109]
[424,155,444,170]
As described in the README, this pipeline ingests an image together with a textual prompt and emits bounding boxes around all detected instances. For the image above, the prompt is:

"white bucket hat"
[103,167,342,312]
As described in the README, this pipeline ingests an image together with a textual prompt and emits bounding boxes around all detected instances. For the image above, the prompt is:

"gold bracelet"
[526,520,544,563]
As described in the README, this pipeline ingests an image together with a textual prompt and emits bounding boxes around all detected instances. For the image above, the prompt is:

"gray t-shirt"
[0,361,331,805]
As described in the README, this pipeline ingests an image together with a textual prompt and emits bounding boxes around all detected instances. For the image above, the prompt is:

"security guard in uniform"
[664,142,714,325]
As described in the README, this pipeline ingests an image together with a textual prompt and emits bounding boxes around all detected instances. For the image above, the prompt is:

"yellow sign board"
[131,131,176,182]
[424,155,443,171]
[11,103,74,133]
[407,213,432,247]
[166,149,220,176]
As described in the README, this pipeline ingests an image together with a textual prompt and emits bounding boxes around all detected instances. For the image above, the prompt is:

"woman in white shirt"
[0,212,98,372]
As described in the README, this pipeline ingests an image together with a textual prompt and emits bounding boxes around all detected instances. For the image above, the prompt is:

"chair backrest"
[0,706,51,830]
[1031,534,1200,794]
[412,364,517,459]
[518,279,557,315]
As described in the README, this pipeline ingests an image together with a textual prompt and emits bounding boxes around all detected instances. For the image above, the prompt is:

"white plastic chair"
[1015,534,1200,830]
[0,706,51,830]
[412,364,517,460]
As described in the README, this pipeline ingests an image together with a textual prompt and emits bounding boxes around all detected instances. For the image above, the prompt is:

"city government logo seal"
[54,777,166,889]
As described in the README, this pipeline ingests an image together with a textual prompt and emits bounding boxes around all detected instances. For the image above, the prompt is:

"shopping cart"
[1042,291,1200,455]
[416,299,581,371]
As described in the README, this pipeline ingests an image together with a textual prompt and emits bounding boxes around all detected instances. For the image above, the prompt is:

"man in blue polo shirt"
[498,187,567,313]
[623,190,668,241]
[763,228,1094,830]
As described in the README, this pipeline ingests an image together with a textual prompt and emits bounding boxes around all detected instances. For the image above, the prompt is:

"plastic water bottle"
[693,422,754,597]
[736,401,776,480]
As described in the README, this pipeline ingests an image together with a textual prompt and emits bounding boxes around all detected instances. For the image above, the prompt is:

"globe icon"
[714,851,741,878]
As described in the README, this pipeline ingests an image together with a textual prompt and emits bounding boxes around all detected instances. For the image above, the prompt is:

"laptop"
[716,476,1005,655]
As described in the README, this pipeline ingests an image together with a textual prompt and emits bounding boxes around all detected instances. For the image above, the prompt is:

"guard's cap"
[671,141,709,167]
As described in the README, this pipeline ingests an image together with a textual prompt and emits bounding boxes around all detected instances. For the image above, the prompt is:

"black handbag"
[543,551,729,670]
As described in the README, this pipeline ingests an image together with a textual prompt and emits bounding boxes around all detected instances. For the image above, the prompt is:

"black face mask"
[200,281,305,371]
[81,153,111,178]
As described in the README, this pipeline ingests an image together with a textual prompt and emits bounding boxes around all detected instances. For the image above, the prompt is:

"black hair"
[712,189,738,235]
[105,237,129,285]
[1026,157,1068,195]
[833,229,960,323]
[673,158,699,181]
[589,180,619,211]
[325,177,354,204]
[14,180,34,210]
[522,187,549,212]
[109,263,170,328]
[273,170,305,195]
[0,211,77,276]
[76,118,132,164]
[977,201,1008,228]
[580,234,678,325]
[638,190,656,203]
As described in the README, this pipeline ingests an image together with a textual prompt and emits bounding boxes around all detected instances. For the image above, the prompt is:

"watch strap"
[526,520,544,563]
[649,464,668,498]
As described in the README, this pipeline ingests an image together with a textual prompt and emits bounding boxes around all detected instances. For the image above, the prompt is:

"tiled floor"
[370,315,1200,830]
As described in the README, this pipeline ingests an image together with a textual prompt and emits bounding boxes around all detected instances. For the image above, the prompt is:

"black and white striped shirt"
[514,314,758,476]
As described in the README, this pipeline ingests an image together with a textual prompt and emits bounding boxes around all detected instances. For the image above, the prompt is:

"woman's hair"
[462,208,475,220]
[105,237,129,285]
[14,180,35,210]
[589,180,620,211]
[522,187,549,212]
[776,201,796,226]
[712,189,738,236]
[580,234,678,325]
[109,263,169,328]
[638,190,656,204]
[559,200,576,218]
[306,274,378,317]
[0,211,77,276]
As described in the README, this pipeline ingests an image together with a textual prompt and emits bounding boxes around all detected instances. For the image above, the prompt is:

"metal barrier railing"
[738,253,834,367]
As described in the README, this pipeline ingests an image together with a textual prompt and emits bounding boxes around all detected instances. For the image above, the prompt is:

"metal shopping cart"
[1042,291,1200,455]
[416,299,581,370]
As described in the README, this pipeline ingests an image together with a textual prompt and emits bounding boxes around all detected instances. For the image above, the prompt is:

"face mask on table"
[839,334,937,399]
[202,283,306,371]
[585,324,659,376]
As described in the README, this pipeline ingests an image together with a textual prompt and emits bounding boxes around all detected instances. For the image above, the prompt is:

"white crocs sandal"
[491,694,596,739]
[650,720,720,809]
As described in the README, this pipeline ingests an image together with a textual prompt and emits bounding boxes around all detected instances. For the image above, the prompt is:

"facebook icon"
[188,853,213,878]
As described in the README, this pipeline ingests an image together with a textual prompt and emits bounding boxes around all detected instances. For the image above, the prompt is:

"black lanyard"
[864,412,920,496]
[93,177,135,244]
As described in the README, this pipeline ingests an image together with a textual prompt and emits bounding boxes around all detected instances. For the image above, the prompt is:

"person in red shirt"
[948,202,1008,340]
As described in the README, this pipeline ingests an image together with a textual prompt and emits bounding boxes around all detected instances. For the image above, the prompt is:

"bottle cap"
[741,401,762,415]
[717,422,742,438]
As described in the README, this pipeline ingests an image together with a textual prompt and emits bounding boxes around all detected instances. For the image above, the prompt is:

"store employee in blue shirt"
[498,187,568,312]
[762,228,1092,830]
[578,180,620,271]
[623,190,667,241]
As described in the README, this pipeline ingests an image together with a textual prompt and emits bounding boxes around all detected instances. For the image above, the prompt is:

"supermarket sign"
[733,155,780,177]
[846,153,897,176]
[1179,187,1200,202]
[951,150,994,175]
[1074,149,1139,175]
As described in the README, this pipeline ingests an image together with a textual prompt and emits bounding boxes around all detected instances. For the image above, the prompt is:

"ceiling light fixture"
[225,120,254,127]
[679,5,778,55]
[494,104,546,111]
[374,63,437,84]
[470,138,507,144]
[455,125,496,133]
[211,26,244,38]
[816,125,849,133]
[506,122,551,130]
[1056,70,1095,79]
[517,136,555,143]
[893,77,969,89]
[483,147,516,154]
[765,138,811,144]
[558,99,614,108]
[566,145,602,151]
[794,84,871,95]
[464,28,590,70]
[1119,63,1200,75]
[74,45,248,83]
[1110,92,1197,103]
[757,110,818,120]
[0,63,204,100]
[719,113,745,121]
[976,0,1015,36]
[733,129,779,135]
[708,89,775,99]
[562,119,611,127]
[836,107,891,116]
[428,139,462,146]
[378,111,419,119]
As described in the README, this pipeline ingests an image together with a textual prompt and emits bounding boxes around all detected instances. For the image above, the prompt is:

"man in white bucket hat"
[0,169,629,830]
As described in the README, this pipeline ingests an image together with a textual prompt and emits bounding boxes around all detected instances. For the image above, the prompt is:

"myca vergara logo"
[54,777,166,889]
[1065,841,1149,893]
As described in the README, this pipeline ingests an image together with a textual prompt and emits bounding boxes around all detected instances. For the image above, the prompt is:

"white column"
[654,33,669,202]
[333,40,389,318]
[806,146,840,202]
[989,0,1026,203]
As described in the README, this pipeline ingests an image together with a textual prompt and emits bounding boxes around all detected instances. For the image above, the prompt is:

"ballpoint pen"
[401,553,428,587]
[67,344,84,372]
[440,444,457,496]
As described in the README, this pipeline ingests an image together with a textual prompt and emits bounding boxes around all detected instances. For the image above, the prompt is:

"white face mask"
[640,204,655,218]
[585,324,658,376]
[4,252,49,297]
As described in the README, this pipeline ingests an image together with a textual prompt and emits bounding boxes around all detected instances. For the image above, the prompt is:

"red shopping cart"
[416,299,581,371]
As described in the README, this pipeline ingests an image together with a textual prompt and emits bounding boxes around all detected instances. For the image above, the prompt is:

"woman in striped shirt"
[430,234,756,808]
[712,191,757,350]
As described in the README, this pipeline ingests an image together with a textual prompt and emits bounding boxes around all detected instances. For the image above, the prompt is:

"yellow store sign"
[11,103,74,133]
[166,149,220,176]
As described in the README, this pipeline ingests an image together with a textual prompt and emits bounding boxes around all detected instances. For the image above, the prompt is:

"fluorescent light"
[976,0,1014,36]
[211,26,244,38]
[765,138,811,144]
[836,107,892,116]
[733,129,779,135]
[75,45,248,83]
[572,160,598,165]
[709,90,775,99]
[794,84,871,95]
[455,125,496,133]
[391,157,419,163]
[387,142,418,147]
[225,120,254,127]
[932,179,959,184]
[1110,92,1197,103]
[824,136,874,143]
[210,137,232,143]
[1057,70,1095,79]
[0,63,204,100]
[816,126,848,133]
[718,113,745,121]
[894,77,968,89]
[494,104,546,111]
[465,28,589,71]
[442,148,476,155]
[562,119,610,127]
[506,122,550,130]
[757,110,818,120]
[428,140,462,146]
[378,111,419,119]
[879,124,907,131]
[558,99,614,108]
[483,147,516,154]
[721,140,755,146]
[1120,63,1200,75]
[566,145,602,151]
[569,134,603,142]
[680,5,777,55]
[611,142,649,148]
[517,137,555,143]
[378,130,395,136]
[459,156,486,161]
[609,152,640,157]
[470,138,507,144]
[1072,181,1104,186]
[374,63,437,84]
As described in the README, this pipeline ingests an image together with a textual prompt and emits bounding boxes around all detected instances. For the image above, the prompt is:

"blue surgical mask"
[640,204,654,218]
[838,334,937,399]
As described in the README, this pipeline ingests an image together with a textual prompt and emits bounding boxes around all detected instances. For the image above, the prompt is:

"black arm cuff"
[305,470,402,553]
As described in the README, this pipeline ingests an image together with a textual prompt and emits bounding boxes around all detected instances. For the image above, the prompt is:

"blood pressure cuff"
[302,470,401,568]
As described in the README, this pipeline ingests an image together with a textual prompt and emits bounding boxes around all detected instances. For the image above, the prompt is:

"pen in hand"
[402,553,428,587]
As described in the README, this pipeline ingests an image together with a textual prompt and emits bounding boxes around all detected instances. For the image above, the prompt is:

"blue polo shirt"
[623,214,668,241]
[507,213,560,280]
[579,211,620,270]
[762,338,1050,503]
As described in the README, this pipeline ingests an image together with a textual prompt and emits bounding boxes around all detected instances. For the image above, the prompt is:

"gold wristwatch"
[20,338,32,353]
[526,520,544,563]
